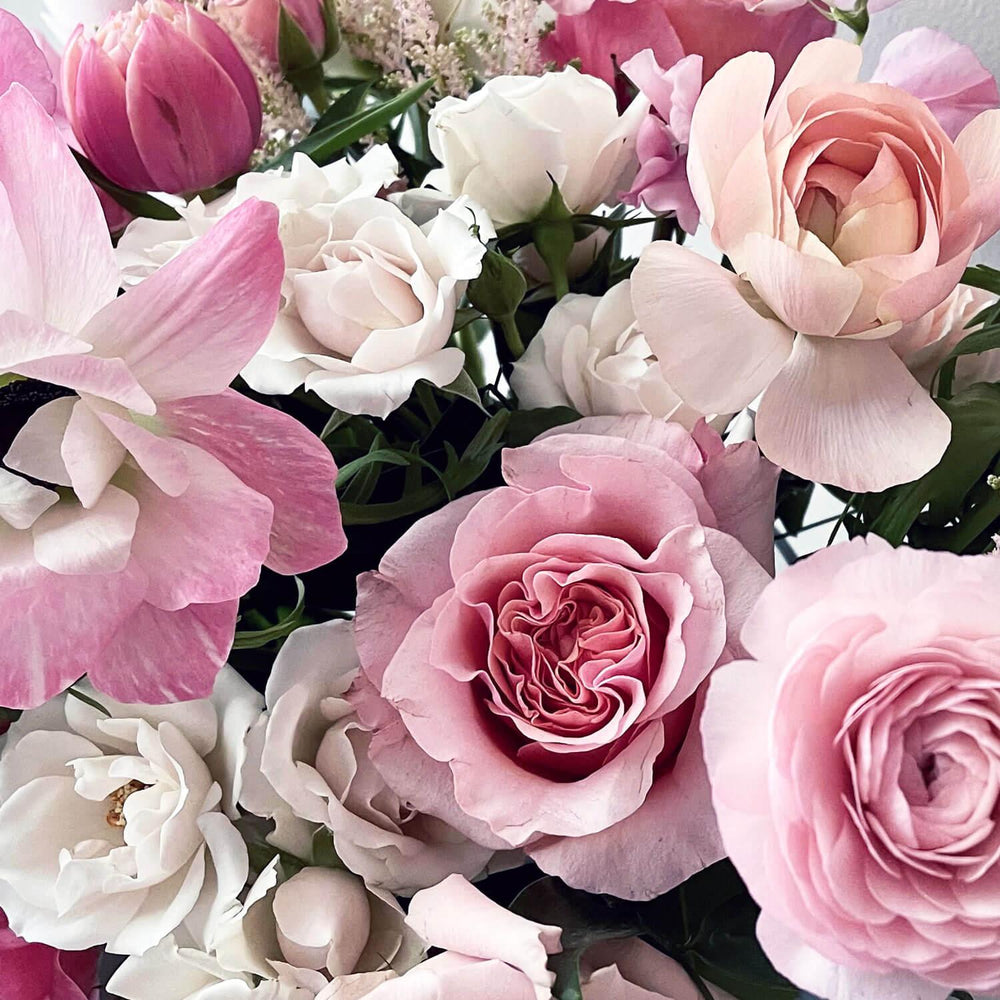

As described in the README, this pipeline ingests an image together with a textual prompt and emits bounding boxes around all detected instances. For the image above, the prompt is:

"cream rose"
[117,149,489,418]
[0,669,262,955]
[426,66,648,226]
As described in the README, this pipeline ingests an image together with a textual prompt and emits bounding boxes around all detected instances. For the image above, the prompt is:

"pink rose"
[0,907,99,1000]
[542,0,832,90]
[632,38,1000,491]
[354,415,777,900]
[239,619,497,895]
[703,537,1000,1000]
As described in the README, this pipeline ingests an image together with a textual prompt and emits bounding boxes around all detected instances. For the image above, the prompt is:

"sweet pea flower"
[0,86,344,709]
[542,0,833,91]
[354,415,777,900]
[0,908,99,1000]
[426,67,648,227]
[215,0,333,71]
[872,28,1000,141]
[703,538,1000,1000]
[0,668,262,954]
[239,619,497,895]
[62,0,262,193]
[631,38,1000,491]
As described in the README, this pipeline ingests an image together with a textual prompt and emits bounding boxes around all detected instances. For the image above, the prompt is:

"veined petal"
[755,336,951,492]
[61,398,126,509]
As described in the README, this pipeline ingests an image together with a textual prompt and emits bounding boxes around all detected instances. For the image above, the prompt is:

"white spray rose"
[0,668,262,955]
[510,280,711,428]
[239,620,496,896]
[117,149,490,418]
[426,66,649,226]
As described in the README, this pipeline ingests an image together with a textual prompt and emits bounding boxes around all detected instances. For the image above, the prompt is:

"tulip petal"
[687,51,773,231]
[0,86,118,333]
[954,109,1000,244]
[0,523,144,708]
[71,38,155,191]
[83,199,283,400]
[872,28,1000,141]
[742,233,863,337]
[161,389,345,576]
[125,440,272,612]
[755,336,951,492]
[126,14,255,193]
[89,599,239,708]
[631,241,793,413]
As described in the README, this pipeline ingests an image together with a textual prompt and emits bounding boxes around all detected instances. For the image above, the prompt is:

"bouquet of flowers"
[2,0,1000,997]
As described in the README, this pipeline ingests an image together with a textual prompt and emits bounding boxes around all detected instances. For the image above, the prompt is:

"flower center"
[105,780,149,828]
[0,377,76,481]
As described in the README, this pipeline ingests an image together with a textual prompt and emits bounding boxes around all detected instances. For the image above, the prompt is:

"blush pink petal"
[125,441,273,611]
[872,29,1000,141]
[755,336,951,491]
[97,410,191,497]
[0,527,145,708]
[742,233,863,337]
[631,241,793,413]
[405,875,560,1000]
[0,11,57,113]
[366,954,538,1000]
[83,199,284,399]
[161,390,345,575]
[953,110,1000,244]
[61,400,126,508]
[90,599,240,703]
[0,85,118,333]
[126,14,255,193]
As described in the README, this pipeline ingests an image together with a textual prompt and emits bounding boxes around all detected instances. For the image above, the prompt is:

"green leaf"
[467,250,528,321]
[868,383,1000,546]
[311,826,341,868]
[313,80,373,132]
[942,324,1000,364]
[531,179,575,299]
[319,0,340,59]
[434,370,487,412]
[336,448,412,487]
[278,2,321,73]
[71,150,180,221]
[960,264,1000,295]
[66,686,112,718]
[320,408,354,440]
[256,78,435,171]
[232,577,306,649]
[504,406,581,448]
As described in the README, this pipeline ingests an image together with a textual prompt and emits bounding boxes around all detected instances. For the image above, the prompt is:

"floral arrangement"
[1,0,1000,998]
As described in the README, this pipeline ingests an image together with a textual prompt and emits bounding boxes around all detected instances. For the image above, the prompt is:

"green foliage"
[232,576,306,649]
[72,150,180,222]
[841,383,1000,552]
[936,266,1000,397]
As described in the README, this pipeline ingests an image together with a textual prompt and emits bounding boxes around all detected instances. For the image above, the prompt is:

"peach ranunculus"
[632,38,1000,492]
[702,538,1000,1000]
[354,415,777,901]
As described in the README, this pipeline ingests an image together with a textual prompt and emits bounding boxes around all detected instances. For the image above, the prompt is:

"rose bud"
[62,0,263,194]
[216,0,337,75]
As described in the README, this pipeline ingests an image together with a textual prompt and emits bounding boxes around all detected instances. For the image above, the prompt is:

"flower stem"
[499,314,525,359]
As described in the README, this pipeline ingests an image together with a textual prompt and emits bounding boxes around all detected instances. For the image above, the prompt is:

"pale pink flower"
[354,415,777,900]
[0,907,99,1000]
[703,538,1000,1000]
[631,39,1000,491]
[0,86,344,709]
[872,28,1000,141]
[63,0,262,193]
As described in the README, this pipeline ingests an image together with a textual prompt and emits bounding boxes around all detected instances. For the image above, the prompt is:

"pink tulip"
[215,0,331,70]
[62,0,262,194]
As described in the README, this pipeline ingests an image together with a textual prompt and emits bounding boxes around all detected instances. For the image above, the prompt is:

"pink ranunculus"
[0,85,345,710]
[365,875,733,1000]
[872,28,1000,141]
[703,538,1000,1000]
[62,0,262,194]
[542,0,832,91]
[632,38,1000,492]
[215,0,331,70]
[0,907,99,1000]
[620,49,702,230]
[354,415,777,900]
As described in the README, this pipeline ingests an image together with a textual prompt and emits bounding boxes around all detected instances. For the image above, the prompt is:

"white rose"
[109,863,421,1000]
[239,620,496,895]
[118,149,490,419]
[0,668,262,955]
[510,280,711,428]
[426,66,649,226]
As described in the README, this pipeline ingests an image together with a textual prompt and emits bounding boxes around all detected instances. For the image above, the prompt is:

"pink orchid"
[0,85,345,709]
